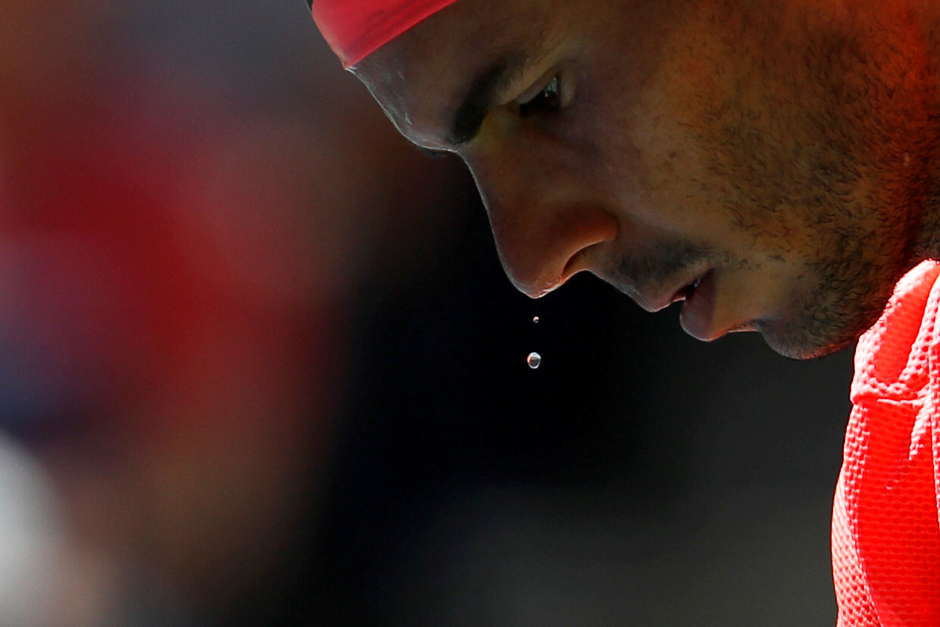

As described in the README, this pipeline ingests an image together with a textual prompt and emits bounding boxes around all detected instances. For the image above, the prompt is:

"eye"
[518,75,562,118]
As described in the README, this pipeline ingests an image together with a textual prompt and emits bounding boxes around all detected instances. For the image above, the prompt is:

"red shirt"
[832,260,940,625]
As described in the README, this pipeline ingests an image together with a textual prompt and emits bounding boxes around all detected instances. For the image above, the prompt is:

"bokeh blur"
[0,1,853,625]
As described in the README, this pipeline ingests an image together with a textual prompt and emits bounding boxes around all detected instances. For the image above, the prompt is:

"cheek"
[596,86,735,240]
[584,21,742,237]
[573,2,712,222]
[579,2,822,252]
[606,36,823,254]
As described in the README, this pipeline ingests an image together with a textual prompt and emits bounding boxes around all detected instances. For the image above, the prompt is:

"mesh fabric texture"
[832,260,940,626]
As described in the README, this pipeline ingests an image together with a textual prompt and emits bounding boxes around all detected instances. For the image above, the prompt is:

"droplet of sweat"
[527,352,542,369]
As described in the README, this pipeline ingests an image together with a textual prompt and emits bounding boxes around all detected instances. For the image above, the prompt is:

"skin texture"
[350,0,940,358]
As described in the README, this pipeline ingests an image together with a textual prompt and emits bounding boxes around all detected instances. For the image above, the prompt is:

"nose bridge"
[467,144,619,298]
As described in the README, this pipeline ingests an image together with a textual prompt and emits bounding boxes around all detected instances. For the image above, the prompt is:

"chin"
[756,311,875,360]
[755,258,908,359]
[762,331,856,360]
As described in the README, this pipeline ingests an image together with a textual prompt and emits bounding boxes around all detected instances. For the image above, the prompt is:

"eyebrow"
[447,55,527,146]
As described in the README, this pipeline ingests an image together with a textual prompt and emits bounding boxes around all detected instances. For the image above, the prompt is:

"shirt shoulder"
[852,260,940,405]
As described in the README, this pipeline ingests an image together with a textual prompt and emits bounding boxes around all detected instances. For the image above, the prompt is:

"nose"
[465,146,619,298]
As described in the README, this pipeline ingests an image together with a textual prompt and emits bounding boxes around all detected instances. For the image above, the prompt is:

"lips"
[678,269,718,340]
[671,274,705,305]
[633,267,709,313]
[618,264,727,341]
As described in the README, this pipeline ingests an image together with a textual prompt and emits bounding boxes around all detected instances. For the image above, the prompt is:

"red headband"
[311,0,462,69]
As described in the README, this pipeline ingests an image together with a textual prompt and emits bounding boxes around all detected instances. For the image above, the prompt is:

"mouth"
[630,267,711,313]
[622,264,736,342]
[678,269,719,341]
[671,273,706,305]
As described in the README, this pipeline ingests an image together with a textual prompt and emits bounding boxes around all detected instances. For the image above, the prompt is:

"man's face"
[352,0,937,358]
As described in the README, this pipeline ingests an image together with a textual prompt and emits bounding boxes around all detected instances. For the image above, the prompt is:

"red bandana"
[311,0,462,69]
